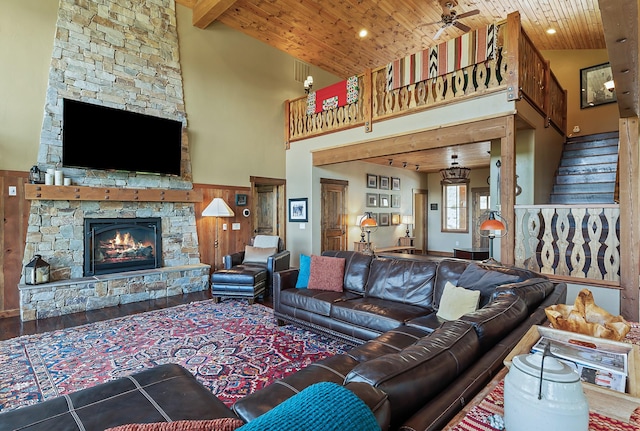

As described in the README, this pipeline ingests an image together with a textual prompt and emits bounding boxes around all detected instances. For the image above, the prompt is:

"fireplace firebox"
[84,218,162,276]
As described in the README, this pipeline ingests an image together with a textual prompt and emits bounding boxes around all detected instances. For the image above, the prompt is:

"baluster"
[514,208,527,267]
[602,207,620,281]
[526,208,541,272]
[540,208,556,275]
[570,208,587,278]
[399,87,409,110]
[434,77,445,102]
[476,62,488,91]
[444,73,455,100]
[384,91,393,114]
[415,81,427,106]
[585,208,604,280]
[555,207,570,276]
[408,84,417,109]
[454,72,465,97]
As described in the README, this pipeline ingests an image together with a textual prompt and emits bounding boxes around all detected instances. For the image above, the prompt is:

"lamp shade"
[480,218,506,231]
[401,215,414,225]
[361,216,377,228]
[202,197,235,217]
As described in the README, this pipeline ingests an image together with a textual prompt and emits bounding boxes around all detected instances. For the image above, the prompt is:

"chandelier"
[440,155,470,183]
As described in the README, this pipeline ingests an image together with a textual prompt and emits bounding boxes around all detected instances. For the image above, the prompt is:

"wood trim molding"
[24,184,203,202]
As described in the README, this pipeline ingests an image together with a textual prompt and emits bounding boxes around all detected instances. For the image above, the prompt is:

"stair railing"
[514,204,620,284]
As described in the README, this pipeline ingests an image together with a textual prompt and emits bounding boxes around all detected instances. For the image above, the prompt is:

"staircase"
[549,131,619,204]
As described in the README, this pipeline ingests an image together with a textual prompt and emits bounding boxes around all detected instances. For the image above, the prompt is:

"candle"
[54,170,63,186]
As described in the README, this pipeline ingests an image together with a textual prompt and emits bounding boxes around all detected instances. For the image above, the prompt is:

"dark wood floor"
[0,291,272,342]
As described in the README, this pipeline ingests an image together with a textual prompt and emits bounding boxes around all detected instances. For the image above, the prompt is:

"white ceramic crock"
[504,352,589,431]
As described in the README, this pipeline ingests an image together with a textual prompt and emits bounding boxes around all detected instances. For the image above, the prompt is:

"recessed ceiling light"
[546,28,556,35]
[358,29,368,38]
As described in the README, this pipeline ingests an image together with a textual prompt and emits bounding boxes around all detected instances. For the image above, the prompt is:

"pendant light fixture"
[440,154,470,183]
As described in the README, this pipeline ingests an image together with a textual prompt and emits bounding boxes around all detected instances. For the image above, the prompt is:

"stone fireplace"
[19,0,210,321]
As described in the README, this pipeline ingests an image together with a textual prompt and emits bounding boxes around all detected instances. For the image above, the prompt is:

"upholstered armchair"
[222,235,290,296]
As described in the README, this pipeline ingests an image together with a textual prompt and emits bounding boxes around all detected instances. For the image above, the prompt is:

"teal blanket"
[237,382,381,431]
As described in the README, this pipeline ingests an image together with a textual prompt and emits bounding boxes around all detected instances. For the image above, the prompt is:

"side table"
[453,247,489,260]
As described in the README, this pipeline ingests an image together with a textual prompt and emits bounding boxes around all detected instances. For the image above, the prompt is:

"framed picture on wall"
[379,194,390,208]
[367,174,378,188]
[379,213,390,226]
[391,177,400,191]
[379,176,390,190]
[366,193,378,207]
[391,194,400,208]
[288,198,308,222]
[580,62,617,109]
[391,213,400,225]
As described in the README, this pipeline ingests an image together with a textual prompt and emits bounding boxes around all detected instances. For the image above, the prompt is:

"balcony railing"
[515,205,621,284]
[285,11,567,145]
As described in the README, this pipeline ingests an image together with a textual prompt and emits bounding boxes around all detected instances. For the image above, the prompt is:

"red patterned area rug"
[0,299,351,413]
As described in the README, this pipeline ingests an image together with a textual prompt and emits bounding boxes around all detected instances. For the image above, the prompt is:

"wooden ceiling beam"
[312,117,509,166]
[192,0,238,29]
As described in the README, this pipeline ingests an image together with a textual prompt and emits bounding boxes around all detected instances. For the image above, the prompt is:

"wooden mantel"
[24,184,203,202]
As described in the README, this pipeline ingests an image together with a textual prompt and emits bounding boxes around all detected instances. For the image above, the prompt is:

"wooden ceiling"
[176,0,605,78]
[175,1,635,174]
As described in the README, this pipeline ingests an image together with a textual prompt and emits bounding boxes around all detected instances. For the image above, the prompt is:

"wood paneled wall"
[193,183,253,272]
[0,171,30,318]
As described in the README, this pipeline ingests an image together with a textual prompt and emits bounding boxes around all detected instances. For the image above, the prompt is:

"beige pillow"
[243,245,277,264]
[436,281,481,320]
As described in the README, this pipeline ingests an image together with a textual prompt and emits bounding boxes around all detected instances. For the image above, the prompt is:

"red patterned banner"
[307,76,358,114]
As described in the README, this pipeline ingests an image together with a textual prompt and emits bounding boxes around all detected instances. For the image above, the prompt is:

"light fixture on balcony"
[304,75,314,94]
[440,155,470,183]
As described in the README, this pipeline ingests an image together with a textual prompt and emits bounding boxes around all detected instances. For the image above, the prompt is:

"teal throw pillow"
[295,254,311,288]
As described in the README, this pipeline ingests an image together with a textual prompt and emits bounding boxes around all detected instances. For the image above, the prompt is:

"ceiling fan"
[427,0,480,40]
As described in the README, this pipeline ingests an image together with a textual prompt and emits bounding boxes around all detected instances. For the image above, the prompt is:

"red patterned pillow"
[307,255,345,292]
[104,418,245,431]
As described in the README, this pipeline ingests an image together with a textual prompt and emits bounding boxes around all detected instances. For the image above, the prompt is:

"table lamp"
[401,215,414,237]
[479,211,507,264]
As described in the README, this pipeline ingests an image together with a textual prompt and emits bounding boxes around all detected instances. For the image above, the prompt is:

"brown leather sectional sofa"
[232,251,566,430]
[0,251,566,431]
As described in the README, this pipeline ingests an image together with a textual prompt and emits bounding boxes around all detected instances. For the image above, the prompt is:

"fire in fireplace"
[84,218,162,276]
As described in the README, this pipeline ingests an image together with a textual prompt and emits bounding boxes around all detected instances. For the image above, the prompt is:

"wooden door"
[321,179,348,252]
[250,176,286,240]
[472,187,491,248]
[413,189,428,254]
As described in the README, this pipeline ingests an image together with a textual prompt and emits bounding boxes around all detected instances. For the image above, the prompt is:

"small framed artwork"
[391,212,400,225]
[430,203,438,211]
[379,213,390,226]
[366,173,378,189]
[391,177,400,191]
[288,198,308,222]
[391,194,401,208]
[379,193,390,208]
[580,62,617,109]
[366,193,378,207]
[379,176,390,190]
[235,193,247,206]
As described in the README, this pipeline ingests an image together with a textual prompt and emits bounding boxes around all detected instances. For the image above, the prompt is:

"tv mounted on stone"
[62,98,183,176]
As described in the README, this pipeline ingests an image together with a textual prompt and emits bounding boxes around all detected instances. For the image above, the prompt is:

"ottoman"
[211,265,267,304]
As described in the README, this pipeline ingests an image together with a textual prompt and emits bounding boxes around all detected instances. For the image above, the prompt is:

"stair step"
[559,153,618,167]
[556,163,617,177]
[552,182,616,193]
[549,192,615,204]
[554,172,616,185]
[565,131,619,146]
[562,145,619,159]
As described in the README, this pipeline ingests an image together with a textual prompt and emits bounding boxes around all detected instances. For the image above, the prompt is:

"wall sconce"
[304,75,314,94]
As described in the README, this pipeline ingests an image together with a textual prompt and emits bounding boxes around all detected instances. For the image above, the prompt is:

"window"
[442,182,469,232]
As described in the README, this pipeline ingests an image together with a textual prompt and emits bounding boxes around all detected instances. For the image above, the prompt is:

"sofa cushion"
[295,254,311,288]
[456,263,520,307]
[458,294,528,352]
[280,288,357,316]
[436,281,480,321]
[242,246,277,264]
[322,251,373,294]
[252,235,280,249]
[330,297,432,333]
[494,278,555,311]
[344,320,480,429]
[365,258,437,308]
[308,255,345,292]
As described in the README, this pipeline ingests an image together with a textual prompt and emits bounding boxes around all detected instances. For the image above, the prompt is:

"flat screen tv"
[62,98,183,176]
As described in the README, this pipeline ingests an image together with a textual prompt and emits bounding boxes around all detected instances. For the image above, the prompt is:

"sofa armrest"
[267,250,291,274]
[223,252,245,269]
[273,268,299,312]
